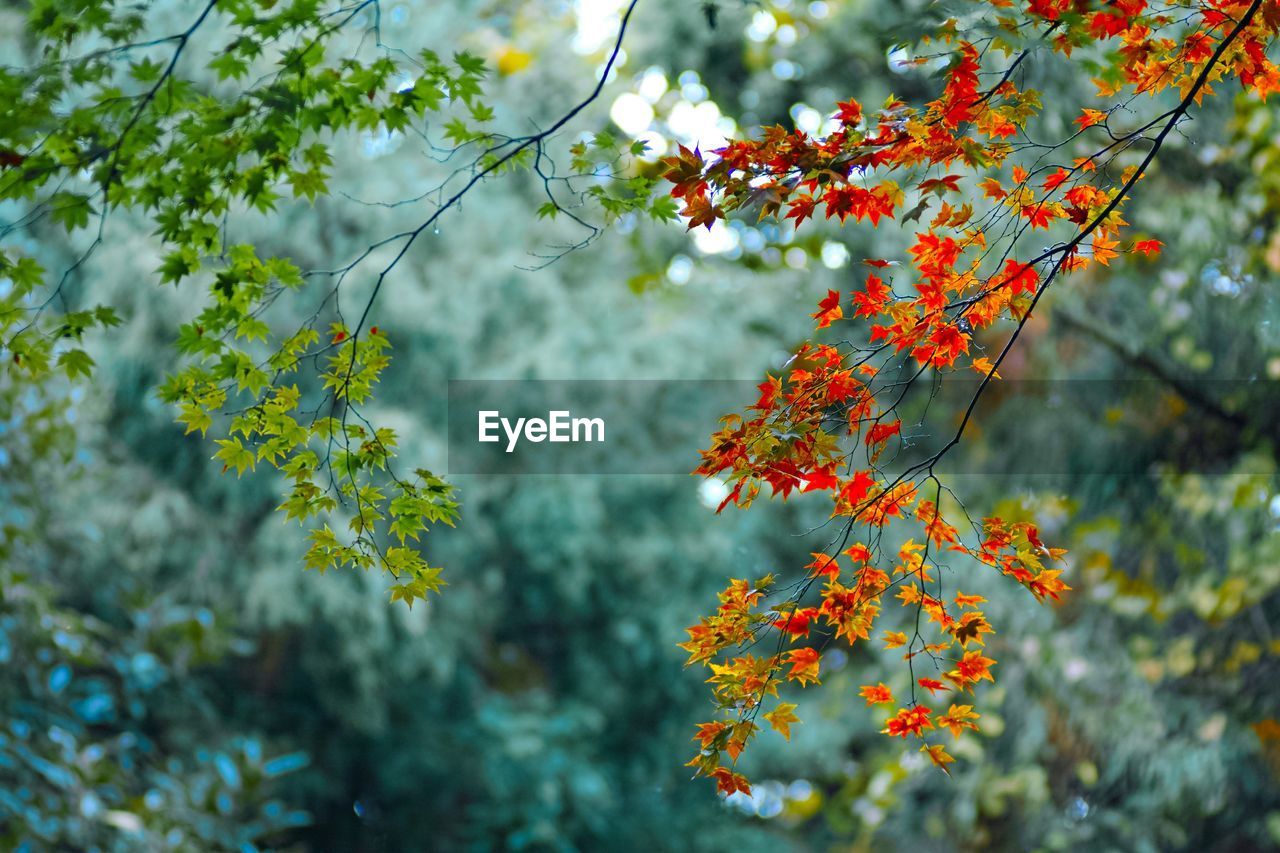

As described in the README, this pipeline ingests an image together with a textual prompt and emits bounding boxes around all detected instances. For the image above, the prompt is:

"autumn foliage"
[669,0,1280,794]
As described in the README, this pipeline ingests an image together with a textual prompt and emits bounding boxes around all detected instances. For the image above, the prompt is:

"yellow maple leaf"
[764,703,801,740]
[921,743,955,774]
[882,630,909,649]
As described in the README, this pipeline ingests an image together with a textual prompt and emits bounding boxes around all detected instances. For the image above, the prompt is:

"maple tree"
[670,0,1280,794]
[0,0,663,608]
[3,0,1277,830]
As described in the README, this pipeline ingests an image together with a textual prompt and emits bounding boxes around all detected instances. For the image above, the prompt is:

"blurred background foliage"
[2,0,1279,849]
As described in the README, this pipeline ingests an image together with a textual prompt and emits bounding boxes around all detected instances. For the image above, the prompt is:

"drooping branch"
[2,0,656,610]
[345,0,642,341]
[677,0,1279,793]
[920,0,1267,475]
[1053,306,1258,436]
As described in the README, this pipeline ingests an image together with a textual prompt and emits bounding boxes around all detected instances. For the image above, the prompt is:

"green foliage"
[0,367,307,849]
[0,565,310,850]
[1,0,1277,850]
[0,0,671,608]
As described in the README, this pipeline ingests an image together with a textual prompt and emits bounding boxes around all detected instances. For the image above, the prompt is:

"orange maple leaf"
[937,704,981,738]
[979,176,1007,200]
[1075,108,1108,130]
[711,767,752,797]
[785,647,821,685]
[860,682,894,705]
[970,356,1002,379]
[882,630,908,649]
[694,721,728,749]
[1092,233,1120,265]
[949,650,996,688]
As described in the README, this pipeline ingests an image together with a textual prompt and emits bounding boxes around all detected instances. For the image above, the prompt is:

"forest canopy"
[2,0,1279,850]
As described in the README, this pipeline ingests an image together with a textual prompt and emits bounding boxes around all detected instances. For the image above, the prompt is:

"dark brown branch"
[1052,306,1248,431]
[347,0,642,340]
[911,0,1269,478]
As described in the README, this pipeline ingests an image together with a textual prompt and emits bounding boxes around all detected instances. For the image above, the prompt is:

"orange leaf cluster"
[676,0,1278,795]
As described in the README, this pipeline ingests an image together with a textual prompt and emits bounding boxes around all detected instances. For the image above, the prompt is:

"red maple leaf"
[918,678,949,696]
[883,705,933,737]
[840,470,876,506]
[1042,168,1070,191]
[865,421,901,447]
[999,258,1040,296]
[853,274,893,317]
[812,289,844,329]
[1021,203,1056,230]
[802,464,841,493]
